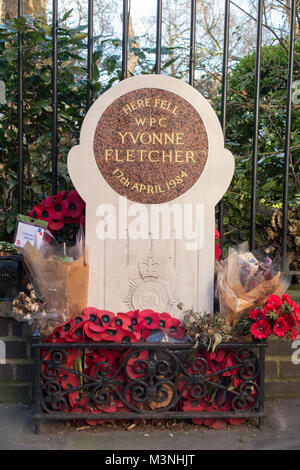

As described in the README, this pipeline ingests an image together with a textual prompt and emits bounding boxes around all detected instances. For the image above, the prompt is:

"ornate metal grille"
[33,340,266,433]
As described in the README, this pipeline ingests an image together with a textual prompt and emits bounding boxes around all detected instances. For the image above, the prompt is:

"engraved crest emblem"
[123,255,176,312]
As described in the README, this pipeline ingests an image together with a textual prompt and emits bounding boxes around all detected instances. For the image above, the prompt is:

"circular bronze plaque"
[93,88,208,204]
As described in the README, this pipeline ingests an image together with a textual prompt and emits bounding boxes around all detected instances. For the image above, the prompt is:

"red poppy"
[249,308,267,322]
[222,352,239,377]
[210,349,226,363]
[82,307,103,324]
[250,319,271,340]
[41,194,60,208]
[29,204,52,223]
[165,316,181,329]
[84,322,106,341]
[130,327,142,342]
[68,317,86,342]
[168,326,185,340]
[50,318,76,342]
[97,310,115,326]
[267,295,283,309]
[60,371,80,408]
[120,329,138,343]
[215,227,221,261]
[125,350,149,380]
[283,317,298,339]
[273,316,288,338]
[138,310,160,329]
[282,294,295,308]
[58,190,68,200]
[74,395,89,409]
[111,327,137,343]
[293,305,300,324]
[112,313,132,331]
[28,205,43,220]
[283,313,296,331]
[123,310,138,327]
[285,327,298,341]
[206,349,226,373]
[82,307,100,316]
[48,219,65,231]
[66,190,85,218]
[101,327,125,342]
[158,312,172,328]
[48,198,68,220]
[86,349,119,370]
[165,316,184,339]
[215,243,221,262]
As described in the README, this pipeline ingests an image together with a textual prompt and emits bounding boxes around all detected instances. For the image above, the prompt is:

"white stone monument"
[67,75,234,317]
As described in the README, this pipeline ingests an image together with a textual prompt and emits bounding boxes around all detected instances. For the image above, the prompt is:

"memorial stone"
[68,74,234,317]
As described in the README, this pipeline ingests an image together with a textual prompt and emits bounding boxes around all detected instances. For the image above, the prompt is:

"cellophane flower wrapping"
[20,228,89,337]
[216,242,290,329]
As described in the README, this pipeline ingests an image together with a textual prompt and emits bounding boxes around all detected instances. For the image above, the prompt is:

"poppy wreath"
[28,189,85,232]
[178,348,256,429]
[42,308,185,425]
[41,308,254,428]
[46,308,185,344]
[248,294,300,341]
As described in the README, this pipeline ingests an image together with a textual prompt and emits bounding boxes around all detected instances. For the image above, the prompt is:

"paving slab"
[0,399,300,450]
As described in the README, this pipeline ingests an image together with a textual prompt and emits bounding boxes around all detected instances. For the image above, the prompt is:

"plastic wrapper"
[216,242,289,328]
[146,329,188,343]
[18,227,89,337]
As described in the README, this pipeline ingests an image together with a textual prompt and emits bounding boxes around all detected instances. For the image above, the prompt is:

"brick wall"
[0,287,299,403]
[265,335,300,398]
[0,301,34,403]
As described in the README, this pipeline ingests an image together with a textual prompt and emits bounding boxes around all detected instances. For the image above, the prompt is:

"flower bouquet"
[13,227,89,337]
[28,189,85,232]
[234,294,300,341]
[216,243,288,329]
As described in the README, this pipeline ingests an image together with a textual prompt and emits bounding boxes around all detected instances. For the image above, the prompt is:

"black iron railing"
[32,338,267,433]
[13,0,298,272]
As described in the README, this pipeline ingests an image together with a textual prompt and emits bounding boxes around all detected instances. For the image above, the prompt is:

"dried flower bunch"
[12,283,46,322]
[180,306,232,351]
[12,283,61,337]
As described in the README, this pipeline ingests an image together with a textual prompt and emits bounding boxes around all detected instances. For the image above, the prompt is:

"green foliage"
[217,39,300,250]
[0,14,122,240]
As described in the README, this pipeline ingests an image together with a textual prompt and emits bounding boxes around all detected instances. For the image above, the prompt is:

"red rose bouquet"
[235,294,300,341]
